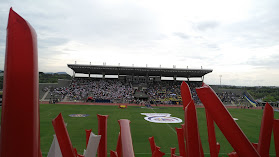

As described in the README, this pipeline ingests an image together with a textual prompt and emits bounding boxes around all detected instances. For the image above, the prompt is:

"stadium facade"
[67,64,213,83]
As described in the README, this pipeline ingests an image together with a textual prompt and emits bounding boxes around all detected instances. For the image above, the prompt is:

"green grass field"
[2,104,279,156]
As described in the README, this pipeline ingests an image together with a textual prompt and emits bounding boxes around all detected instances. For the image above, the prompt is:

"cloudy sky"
[0,0,279,86]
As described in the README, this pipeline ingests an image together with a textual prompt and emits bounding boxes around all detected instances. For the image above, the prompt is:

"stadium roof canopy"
[68,64,213,78]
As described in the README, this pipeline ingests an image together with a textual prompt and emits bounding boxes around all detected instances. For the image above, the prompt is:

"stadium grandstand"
[38,64,258,107]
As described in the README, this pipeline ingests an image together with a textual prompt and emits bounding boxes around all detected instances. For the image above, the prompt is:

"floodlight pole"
[219,75,222,86]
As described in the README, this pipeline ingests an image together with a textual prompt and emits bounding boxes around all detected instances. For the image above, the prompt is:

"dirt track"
[40,101,265,110]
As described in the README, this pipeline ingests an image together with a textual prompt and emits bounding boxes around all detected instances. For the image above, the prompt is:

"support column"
[132,73,134,83]
[1,8,40,157]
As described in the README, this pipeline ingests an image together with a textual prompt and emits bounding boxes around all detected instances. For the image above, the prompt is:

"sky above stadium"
[0,0,279,86]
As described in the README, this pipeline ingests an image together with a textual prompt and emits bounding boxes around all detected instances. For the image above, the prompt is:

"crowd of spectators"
[43,78,243,106]
[147,81,181,104]
[50,87,68,101]
[63,78,134,102]
[146,81,202,105]
[216,91,238,104]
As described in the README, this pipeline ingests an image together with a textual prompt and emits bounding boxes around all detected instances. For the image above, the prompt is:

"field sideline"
[1,103,279,157]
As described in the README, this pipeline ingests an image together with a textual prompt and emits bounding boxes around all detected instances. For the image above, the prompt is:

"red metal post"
[257,102,274,156]
[152,146,165,157]
[1,8,40,157]
[196,83,260,157]
[110,150,118,157]
[74,148,78,156]
[170,147,176,157]
[118,119,135,157]
[205,109,218,157]
[198,133,204,157]
[97,114,109,157]
[227,152,239,157]
[149,136,156,155]
[181,124,187,156]
[116,132,122,157]
[184,100,201,157]
[52,113,75,157]
[85,129,92,148]
[216,142,220,154]
[175,127,186,157]
[180,81,192,110]
[252,143,258,149]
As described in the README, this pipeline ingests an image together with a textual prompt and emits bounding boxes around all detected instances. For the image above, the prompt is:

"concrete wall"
[39,79,71,99]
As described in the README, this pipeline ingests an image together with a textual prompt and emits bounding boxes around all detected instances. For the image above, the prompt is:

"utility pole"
[219,75,222,86]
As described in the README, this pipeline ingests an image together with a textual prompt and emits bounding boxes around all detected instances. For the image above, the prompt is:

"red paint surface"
[116,132,122,157]
[175,127,186,157]
[184,100,200,157]
[170,147,176,157]
[196,83,260,157]
[1,8,39,157]
[85,129,92,148]
[180,81,192,110]
[52,113,75,157]
[118,119,135,157]
[98,114,109,157]
[205,110,218,157]
[257,102,274,157]
[149,136,156,155]
[152,146,165,157]
[110,150,118,157]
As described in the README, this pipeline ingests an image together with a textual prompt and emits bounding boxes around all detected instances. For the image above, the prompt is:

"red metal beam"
[1,8,40,157]
[118,119,135,157]
[196,83,260,157]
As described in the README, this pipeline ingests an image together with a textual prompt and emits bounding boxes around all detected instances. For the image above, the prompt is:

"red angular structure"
[97,114,109,157]
[175,127,186,157]
[205,110,219,157]
[184,100,201,157]
[196,83,260,157]
[85,129,92,148]
[118,119,135,157]
[148,136,156,155]
[151,146,165,157]
[52,113,76,157]
[180,81,192,110]
[116,132,122,157]
[110,150,118,157]
[0,8,40,157]
[257,102,274,156]
[170,147,176,157]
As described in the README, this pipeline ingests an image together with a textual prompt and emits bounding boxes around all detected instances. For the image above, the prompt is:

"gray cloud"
[1,0,279,86]
[173,32,190,39]
[222,1,279,49]
[38,37,70,49]
[246,54,279,69]
[202,43,220,50]
[195,21,219,31]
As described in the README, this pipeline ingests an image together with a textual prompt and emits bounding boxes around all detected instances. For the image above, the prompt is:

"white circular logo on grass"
[141,113,182,123]
[69,114,89,117]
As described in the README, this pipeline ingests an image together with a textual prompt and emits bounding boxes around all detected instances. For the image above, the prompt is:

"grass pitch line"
[151,108,177,134]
